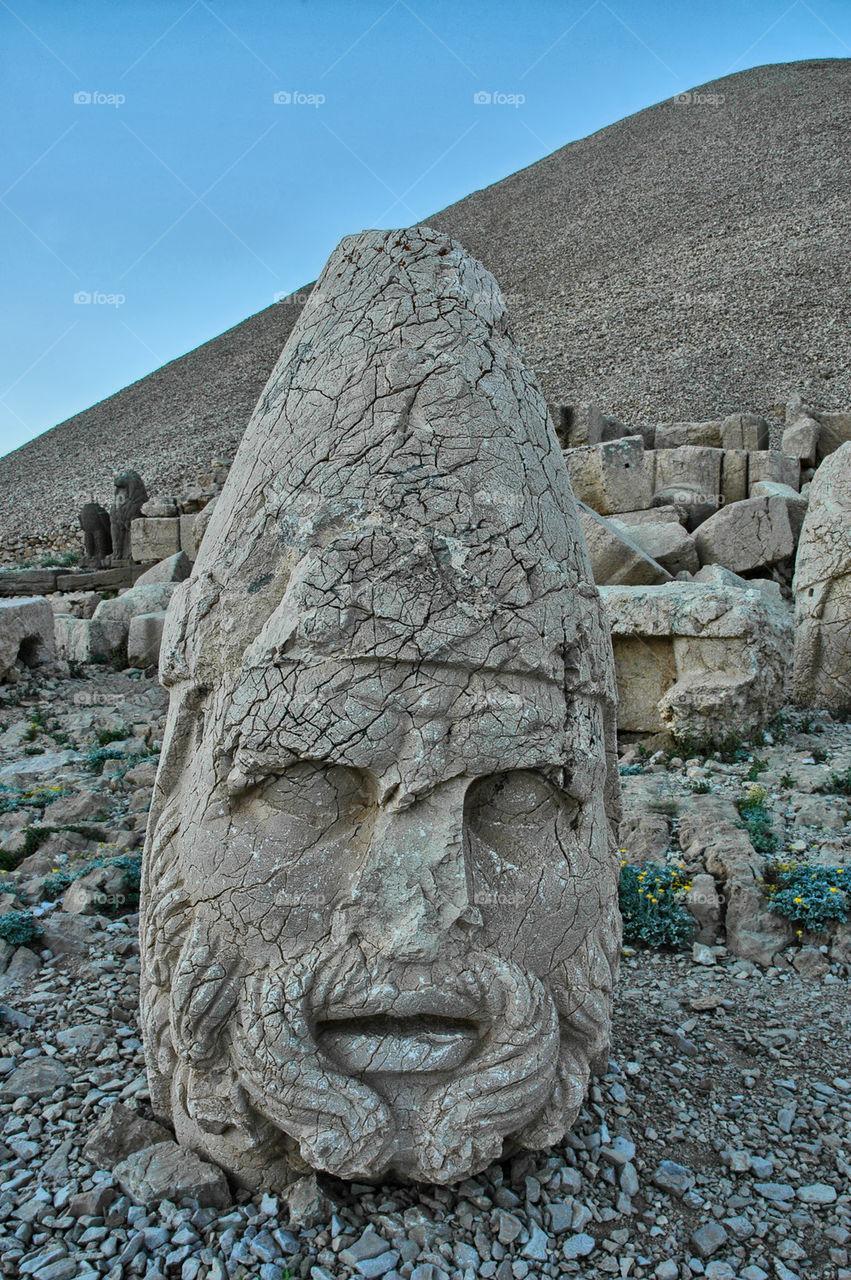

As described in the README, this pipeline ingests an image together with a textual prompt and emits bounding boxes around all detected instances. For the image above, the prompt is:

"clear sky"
[1,0,848,458]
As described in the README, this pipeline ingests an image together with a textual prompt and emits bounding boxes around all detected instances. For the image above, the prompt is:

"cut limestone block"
[611,520,699,577]
[815,410,851,463]
[91,583,178,661]
[792,441,851,714]
[179,514,197,560]
[781,416,820,467]
[720,449,748,506]
[721,413,769,452]
[130,517,181,563]
[653,446,722,510]
[127,611,167,668]
[563,436,653,514]
[748,450,800,494]
[577,505,671,586]
[53,614,95,664]
[562,401,604,448]
[0,597,56,680]
[653,421,723,449]
[693,496,801,574]
[135,553,191,586]
[599,582,792,743]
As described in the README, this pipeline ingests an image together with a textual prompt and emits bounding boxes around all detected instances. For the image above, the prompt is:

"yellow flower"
[829,887,838,893]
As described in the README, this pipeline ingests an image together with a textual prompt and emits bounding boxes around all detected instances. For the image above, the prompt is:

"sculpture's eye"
[253,761,374,835]
[465,769,581,843]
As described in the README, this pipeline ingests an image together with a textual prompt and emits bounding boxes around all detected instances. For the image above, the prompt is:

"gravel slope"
[1,58,849,554]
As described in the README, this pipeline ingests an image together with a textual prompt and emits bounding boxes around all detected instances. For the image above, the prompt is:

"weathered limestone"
[747,450,800,494]
[563,436,653,514]
[190,497,217,558]
[815,410,851,462]
[179,514,198,560]
[781,416,820,468]
[127,612,167,668]
[654,421,723,449]
[135,553,192,586]
[578,505,672,586]
[614,506,680,527]
[79,502,112,568]
[611,519,699,576]
[792,442,851,713]
[561,401,604,447]
[653,446,722,516]
[693,495,801,574]
[110,472,148,561]
[130,517,181,563]
[53,614,95,664]
[599,582,792,742]
[0,597,56,680]
[91,583,178,661]
[720,413,769,452]
[140,227,621,1189]
[720,449,748,506]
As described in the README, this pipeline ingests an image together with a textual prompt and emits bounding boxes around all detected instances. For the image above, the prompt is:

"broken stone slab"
[190,497,217,559]
[84,1101,172,1169]
[578,504,672,585]
[721,413,769,452]
[725,882,796,967]
[0,568,58,597]
[127,611,167,668]
[792,441,851,714]
[129,517,181,564]
[692,563,783,604]
[282,1173,336,1229]
[0,596,56,680]
[613,505,681,526]
[814,409,851,462]
[610,519,698,576]
[179,513,197,560]
[781,415,821,467]
[91,582,178,661]
[0,1057,71,1099]
[653,421,723,449]
[141,499,179,518]
[678,794,761,883]
[553,401,605,448]
[134,552,191,586]
[564,435,654,513]
[747,450,800,494]
[599,581,792,742]
[693,495,801,574]
[618,775,678,864]
[113,1140,231,1208]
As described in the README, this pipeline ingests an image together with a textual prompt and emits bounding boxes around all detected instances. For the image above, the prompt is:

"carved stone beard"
[160,905,602,1185]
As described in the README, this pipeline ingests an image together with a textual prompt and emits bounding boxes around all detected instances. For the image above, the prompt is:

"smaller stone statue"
[79,502,112,568]
[110,471,148,561]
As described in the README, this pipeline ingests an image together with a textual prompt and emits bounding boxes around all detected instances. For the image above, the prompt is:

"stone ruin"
[79,501,112,568]
[139,227,622,1188]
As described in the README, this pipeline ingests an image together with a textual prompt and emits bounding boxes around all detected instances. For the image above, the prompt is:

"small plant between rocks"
[764,861,850,932]
[618,859,696,950]
[0,909,39,946]
[736,783,779,856]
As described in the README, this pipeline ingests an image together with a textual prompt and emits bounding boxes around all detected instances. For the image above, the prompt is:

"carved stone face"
[140,226,620,1189]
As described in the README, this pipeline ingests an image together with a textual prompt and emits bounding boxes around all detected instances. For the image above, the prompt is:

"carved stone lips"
[317,1014,482,1074]
[314,988,486,1074]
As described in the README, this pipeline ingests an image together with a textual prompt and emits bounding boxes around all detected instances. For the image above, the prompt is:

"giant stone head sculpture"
[140,227,621,1189]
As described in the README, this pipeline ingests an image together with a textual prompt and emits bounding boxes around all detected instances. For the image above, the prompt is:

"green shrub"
[736,785,778,856]
[619,861,696,950]
[0,911,39,946]
[746,756,767,782]
[765,862,850,932]
[85,745,126,773]
[96,727,128,747]
[821,767,851,797]
[689,779,711,794]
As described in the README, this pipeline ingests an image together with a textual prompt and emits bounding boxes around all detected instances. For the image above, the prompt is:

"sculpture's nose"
[331,776,482,962]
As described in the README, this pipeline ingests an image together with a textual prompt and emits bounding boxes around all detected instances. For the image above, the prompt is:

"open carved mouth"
[316,1014,483,1074]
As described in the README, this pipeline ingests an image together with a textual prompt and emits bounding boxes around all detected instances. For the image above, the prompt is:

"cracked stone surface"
[140,226,621,1189]
[793,442,851,715]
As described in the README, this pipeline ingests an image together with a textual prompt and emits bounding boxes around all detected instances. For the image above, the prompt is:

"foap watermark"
[273,288,313,306]
[473,90,525,108]
[474,891,524,907]
[74,90,125,108]
[674,91,725,107]
[273,90,325,108]
[275,890,326,908]
[74,290,126,308]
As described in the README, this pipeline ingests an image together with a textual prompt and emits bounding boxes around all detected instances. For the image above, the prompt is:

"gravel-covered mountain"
[1,58,848,555]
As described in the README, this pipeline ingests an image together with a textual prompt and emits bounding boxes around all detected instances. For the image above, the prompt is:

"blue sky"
[1,0,848,457]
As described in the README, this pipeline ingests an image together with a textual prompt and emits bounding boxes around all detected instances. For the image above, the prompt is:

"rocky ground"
[0,665,849,1280]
